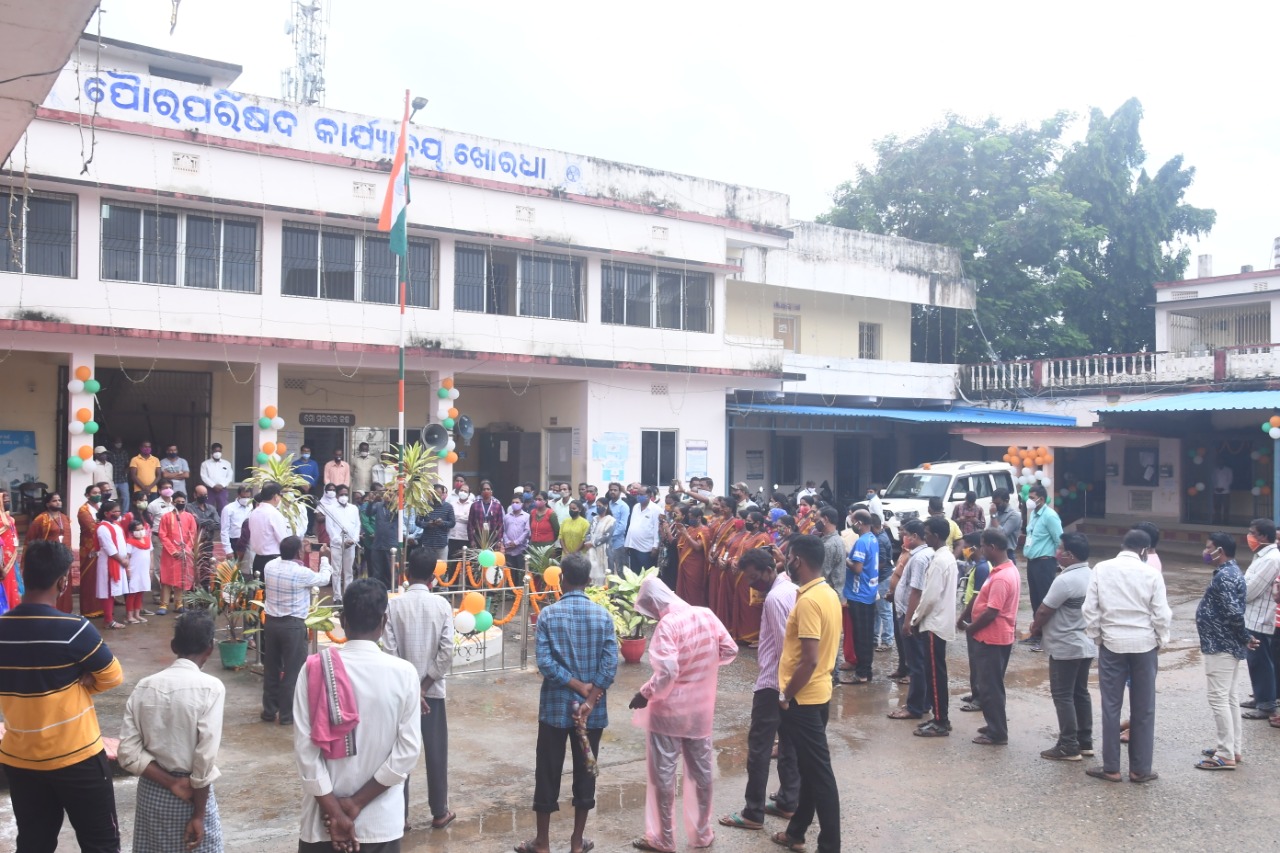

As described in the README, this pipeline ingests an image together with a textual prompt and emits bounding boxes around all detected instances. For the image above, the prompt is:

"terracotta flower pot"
[620,636,647,664]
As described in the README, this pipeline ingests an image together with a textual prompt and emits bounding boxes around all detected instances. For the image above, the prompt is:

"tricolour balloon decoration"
[1002,445,1055,502]
[433,376,465,460]
[68,365,101,473]
[256,404,287,462]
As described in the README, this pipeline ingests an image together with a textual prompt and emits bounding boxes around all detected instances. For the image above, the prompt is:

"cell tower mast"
[281,1,329,106]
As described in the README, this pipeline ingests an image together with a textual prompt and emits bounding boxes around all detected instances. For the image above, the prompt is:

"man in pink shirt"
[962,528,1020,745]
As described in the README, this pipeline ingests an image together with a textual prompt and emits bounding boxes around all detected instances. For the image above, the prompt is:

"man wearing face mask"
[1237,519,1280,724]
[447,483,474,561]
[863,487,882,521]
[324,448,351,491]
[1022,483,1063,652]
[160,445,191,486]
[607,483,630,576]
[157,492,198,615]
[221,486,254,563]
[292,447,321,535]
[351,442,377,494]
[625,485,662,574]
[190,486,221,588]
[131,441,163,499]
[1191,532,1254,770]
[86,446,114,491]
[551,483,574,527]
[108,437,131,504]
[200,443,234,515]
[324,485,363,603]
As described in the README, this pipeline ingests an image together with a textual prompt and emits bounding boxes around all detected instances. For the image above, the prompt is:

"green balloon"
[437,387,450,399]
[259,416,273,429]
[478,549,496,568]
[84,421,99,434]
[67,455,84,470]
[83,379,101,394]
[437,448,448,458]
[256,451,270,464]
[442,417,455,430]
[473,610,494,632]
[1265,422,1273,434]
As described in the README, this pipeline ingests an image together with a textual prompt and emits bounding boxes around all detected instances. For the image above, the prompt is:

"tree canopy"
[820,99,1214,362]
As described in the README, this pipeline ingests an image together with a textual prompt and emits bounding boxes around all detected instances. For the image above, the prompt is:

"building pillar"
[254,358,281,463]
[67,351,96,551]
[429,369,455,485]
[436,238,455,315]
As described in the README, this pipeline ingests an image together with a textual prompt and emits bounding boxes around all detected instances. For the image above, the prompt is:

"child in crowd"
[124,518,153,624]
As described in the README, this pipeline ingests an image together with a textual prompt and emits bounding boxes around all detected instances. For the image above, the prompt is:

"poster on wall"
[592,431,629,483]
[746,450,764,481]
[0,431,39,506]
[685,440,708,479]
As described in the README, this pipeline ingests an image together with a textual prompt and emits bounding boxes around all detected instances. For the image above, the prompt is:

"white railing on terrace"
[964,345,1280,393]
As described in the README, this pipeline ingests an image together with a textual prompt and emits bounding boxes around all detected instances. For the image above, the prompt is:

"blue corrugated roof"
[1099,391,1280,414]
[728,403,1076,427]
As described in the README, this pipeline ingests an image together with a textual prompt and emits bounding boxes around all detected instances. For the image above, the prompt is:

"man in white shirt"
[294,578,421,853]
[200,443,234,516]
[371,452,398,490]
[863,486,883,521]
[624,485,663,573]
[1082,529,1171,783]
[263,536,332,726]
[551,482,574,526]
[351,442,378,494]
[446,484,474,559]
[324,485,363,604]
[1242,518,1280,720]
[220,486,254,561]
[903,515,959,737]
[248,483,292,579]
[383,549,456,830]
[87,446,114,490]
[118,611,226,853]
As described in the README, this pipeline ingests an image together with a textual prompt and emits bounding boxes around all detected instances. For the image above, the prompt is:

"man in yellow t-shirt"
[774,533,842,853]
[129,441,163,498]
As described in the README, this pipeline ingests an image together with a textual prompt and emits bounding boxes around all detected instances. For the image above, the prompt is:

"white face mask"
[459,491,470,499]
[238,497,251,507]
[325,490,336,498]
[338,495,349,505]
[1027,499,1038,510]
[212,452,222,460]
[359,451,369,458]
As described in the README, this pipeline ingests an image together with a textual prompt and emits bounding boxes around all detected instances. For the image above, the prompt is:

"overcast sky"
[95,0,1280,278]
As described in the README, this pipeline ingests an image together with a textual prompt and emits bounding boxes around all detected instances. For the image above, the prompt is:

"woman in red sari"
[26,493,73,611]
[674,506,711,607]
[726,511,773,643]
[795,496,818,536]
[0,492,19,613]
[704,497,738,627]
[76,485,103,618]
[715,518,748,625]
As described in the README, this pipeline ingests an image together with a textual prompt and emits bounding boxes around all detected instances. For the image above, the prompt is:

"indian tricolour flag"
[378,92,411,260]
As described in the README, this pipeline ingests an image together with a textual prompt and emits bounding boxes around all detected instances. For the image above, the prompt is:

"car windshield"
[882,473,950,500]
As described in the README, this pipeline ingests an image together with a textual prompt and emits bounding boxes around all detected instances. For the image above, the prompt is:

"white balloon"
[1270,428,1280,440]
[1253,487,1262,496]
[447,439,456,452]
[1041,478,1052,488]
[271,417,285,430]
[68,421,85,435]
[448,388,460,400]
[486,566,501,585]
[437,404,450,419]
[454,611,476,634]
[67,379,85,393]
[1021,467,1032,476]
[1195,482,1206,491]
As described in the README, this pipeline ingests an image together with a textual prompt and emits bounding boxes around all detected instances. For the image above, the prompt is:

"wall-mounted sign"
[773,301,802,311]
[299,412,355,427]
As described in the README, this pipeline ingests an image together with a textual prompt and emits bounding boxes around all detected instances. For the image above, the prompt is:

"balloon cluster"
[432,377,470,464]
[454,590,495,634]
[67,365,101,471]
[1003,446,1054,497]
[1263,416,1280,441]
[1247,447,1273,497]
[256,405,288,464]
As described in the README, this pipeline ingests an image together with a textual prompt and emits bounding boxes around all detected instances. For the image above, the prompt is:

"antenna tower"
[281,1,329,106]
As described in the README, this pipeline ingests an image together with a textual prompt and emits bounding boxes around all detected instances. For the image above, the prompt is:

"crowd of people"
[4,456,1280,853]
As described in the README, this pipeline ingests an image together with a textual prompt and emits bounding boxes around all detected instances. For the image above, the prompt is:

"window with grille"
[641,429,677,487]
[858,322,882,359]
[455,244,583,320]
[282,222,435,306]
[601,262,712,332]
[0,189,76,277]
[101,201,258,291]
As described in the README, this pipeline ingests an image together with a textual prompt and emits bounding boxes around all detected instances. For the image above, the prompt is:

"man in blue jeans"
[1023,483,1063,652]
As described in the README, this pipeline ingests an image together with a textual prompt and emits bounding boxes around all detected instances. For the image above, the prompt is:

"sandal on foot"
[431,811,456,829]
[718,813,763,830]
[1129,772,1159,783]
[1195,756,1235,770]
[1241,709,1272,720]
[959,701,982,712]
[105,621,127,629]
[972,734,1007,745]
[513,841,547,853]
[765,803,795,819]
[770,831,806,852]
[632,838,674,853]
[572,842,595,853]
[887,709,922,720]
[1085,766,1121,782]
[1201,748,1243,763]
[1119,730,1130,743]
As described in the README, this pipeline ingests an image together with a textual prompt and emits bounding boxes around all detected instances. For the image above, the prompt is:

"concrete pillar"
[429,369,455,484]
[67,351,96,551]
[254,358,280,462]
[436,237,455,315]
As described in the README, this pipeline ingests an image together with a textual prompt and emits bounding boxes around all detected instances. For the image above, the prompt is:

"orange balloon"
[1044,454,1054,464]
[77,445,94,460]
[447,407,459,419]
[275,442,287,455]
[445,451,459,464]
[495,551,506,567]
[1271,416,1280,428]
[442,377,454,390]
[264,405,278,419]
[1187,487,1198,496]
[542,565,563,588]
[74,366,91,381]
[1264,486,1273,496]
[434,560,447,577]
[461,591,485,615]
[75,408,92,423]
[1007,446,1019,455]
[262,441,276,454]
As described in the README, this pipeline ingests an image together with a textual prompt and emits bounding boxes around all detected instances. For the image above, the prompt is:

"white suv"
[874,461,1019,543]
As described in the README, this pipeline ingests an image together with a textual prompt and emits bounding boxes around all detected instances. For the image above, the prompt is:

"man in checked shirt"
[517,554,618,853]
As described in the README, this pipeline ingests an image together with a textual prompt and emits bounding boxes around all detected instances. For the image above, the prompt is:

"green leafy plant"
[244,453,312,534]
[379,442,441,516]
[306,596,338,634]
[182,557,263,642]
[524,543,560,577]
[585,566,658,639]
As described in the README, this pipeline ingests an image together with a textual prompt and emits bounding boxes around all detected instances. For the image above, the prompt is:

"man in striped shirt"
[1241,519,1279,721]
[0,540,124,851]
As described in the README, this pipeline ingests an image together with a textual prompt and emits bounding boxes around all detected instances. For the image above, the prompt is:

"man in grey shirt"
[989,488,1021,563]
[888,520,934,719]
[815,507,846,602]
[1027,531,1096,761]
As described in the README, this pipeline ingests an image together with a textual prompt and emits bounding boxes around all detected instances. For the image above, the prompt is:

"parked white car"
[872,461,1019,544]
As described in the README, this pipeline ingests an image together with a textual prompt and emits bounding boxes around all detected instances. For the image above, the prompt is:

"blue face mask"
[523,491,534,502]
[638,495,649,505]
[301,453,310,460]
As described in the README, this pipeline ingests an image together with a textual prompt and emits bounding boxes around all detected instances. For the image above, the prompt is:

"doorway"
[546,428,572,488]
[303,427,348,474]
[773,315,799,353]
[834,436,860,507]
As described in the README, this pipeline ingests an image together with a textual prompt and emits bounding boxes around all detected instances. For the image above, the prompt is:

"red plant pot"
[620,636,647,664]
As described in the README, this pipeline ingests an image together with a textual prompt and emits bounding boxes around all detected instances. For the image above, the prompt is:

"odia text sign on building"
[298,412,356,427]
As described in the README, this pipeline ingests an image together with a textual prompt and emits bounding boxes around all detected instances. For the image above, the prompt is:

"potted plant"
[586,566,657,663]
[183,557,264,669]
[244,454,313,534]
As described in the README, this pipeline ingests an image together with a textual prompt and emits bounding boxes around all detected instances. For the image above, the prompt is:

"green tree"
[1058,98,1216,353]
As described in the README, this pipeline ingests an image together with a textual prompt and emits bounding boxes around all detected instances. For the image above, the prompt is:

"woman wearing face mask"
[95,500,130,629]
[123,519,152,624]
[724,511,772,644]
[675,506,711,608]
[705,497,739,627]
[558,500,590,557]
[795,496,817,535]
[528,491,560,551]
[658,501,685,590]
[714,515,750,629]
[75,485,104,617]
[315,483,339,548]
[588,500,615,586]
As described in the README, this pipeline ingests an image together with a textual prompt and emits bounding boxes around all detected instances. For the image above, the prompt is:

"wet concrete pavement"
[4,545,1278,852]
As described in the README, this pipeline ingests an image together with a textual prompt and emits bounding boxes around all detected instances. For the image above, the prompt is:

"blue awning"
[727,403,1076,430]
[1098,391,1280,414]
